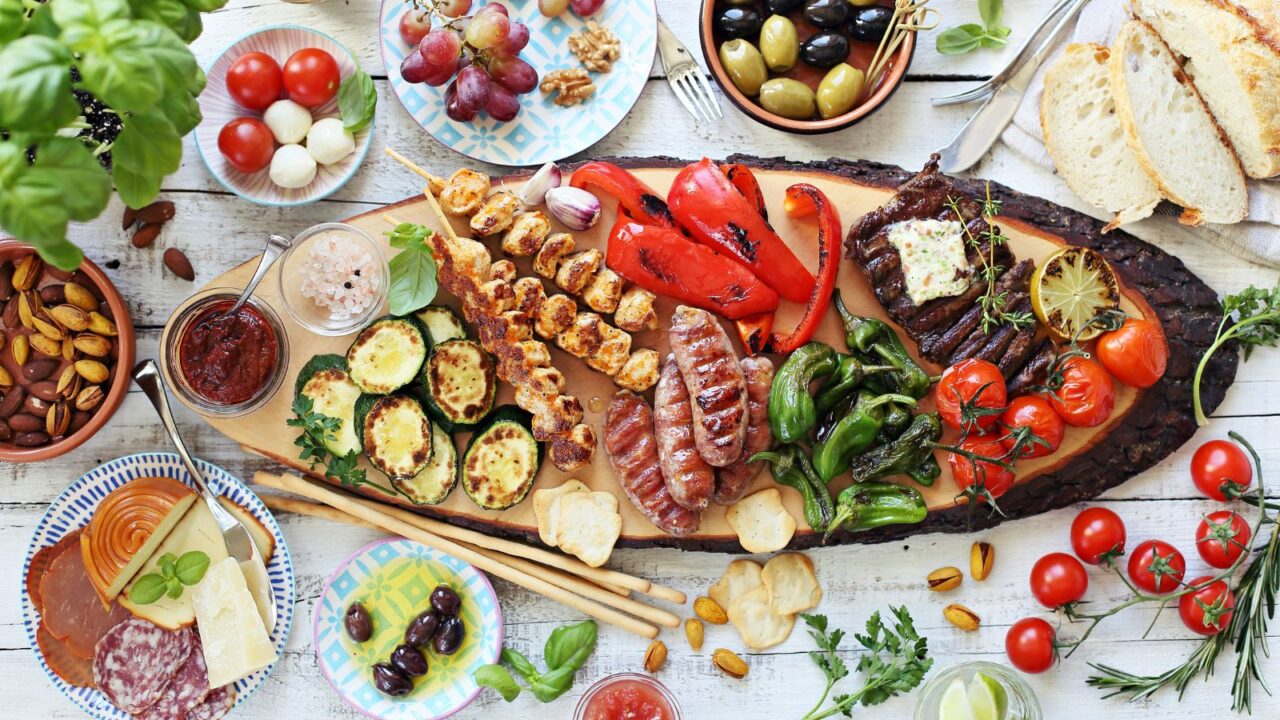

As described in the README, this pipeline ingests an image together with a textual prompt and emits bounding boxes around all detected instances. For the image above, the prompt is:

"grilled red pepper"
[668,159,813,304]
[570,161,675,228]
[767,184,842,354]
[722,163,768,221]
[606,217,779,320]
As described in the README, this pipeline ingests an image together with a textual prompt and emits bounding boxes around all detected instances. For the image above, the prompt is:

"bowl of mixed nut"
[0,241,135,462]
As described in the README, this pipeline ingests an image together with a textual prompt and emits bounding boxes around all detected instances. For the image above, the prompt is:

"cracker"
[725,488,796,554]
[762,552,822,615]
[555,491,622,568]
[532,480,589,546]
[709,559,764,611]
[728,586,795,650]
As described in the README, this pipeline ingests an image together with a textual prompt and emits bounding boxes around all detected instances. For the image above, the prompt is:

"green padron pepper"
[879,400,914,442]
[812,392,917,483]
[816,391,858,444]
[832,289,885,353]
[827,481,928,539]
[834,290,931,399]
[848,412,943,484]
[769,342,840,443]
[908,453,941,487]
[813,354,896,418]
[752,445,834,534]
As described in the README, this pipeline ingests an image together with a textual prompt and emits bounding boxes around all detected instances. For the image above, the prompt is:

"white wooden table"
[5,1,1279,717]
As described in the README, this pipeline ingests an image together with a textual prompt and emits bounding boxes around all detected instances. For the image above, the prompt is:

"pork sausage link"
[714,356,775,505]
[654,355,715,511]
[668,306,748,467]
[604,391,702,536]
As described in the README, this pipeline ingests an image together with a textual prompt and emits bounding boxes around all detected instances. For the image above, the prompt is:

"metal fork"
[656,17,722,124]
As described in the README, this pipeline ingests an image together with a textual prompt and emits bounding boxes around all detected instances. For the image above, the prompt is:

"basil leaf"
[114,165,164,209]
[0,36,80,132]
[543,620,597,671]
[0,0,24,43]
[159,552,178,578]
[33,237,86,273]
[130,0,201,42]
[158,91,203,136]
[50,0,131,29]
[31,138,112,222]
[387,242,438,316]
[165,575,184,599]
[64,19,165,112]
[530,665,577,703]
[935,25,986,55]
[114,111,182,176]
[500,648,540,683]
[175,550,210,586]
[385,223,432,250]
[25,3,61,38]
[474,664,523,702]
[979,32,1009,49]
[132,21,200,93]
[978,0,1003,30]
[128,573,168,605]
[180,0,229,12]
[338,69,377,133]
[0,142,70,246]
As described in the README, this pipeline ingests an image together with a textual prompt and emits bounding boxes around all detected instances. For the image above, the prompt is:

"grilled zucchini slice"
[357,394,433,480]
[462,405,541,510]
[294,354,362,458]
[393,423,458,505]
[414,305,467,345]
[421,339,497,432]
[347,316,428,394]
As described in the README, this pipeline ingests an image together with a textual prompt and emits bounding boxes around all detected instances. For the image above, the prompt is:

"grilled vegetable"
[752,445,834,533]
[413,305,467,345]
[812,392,916,482]
[294,354,362,458]
[421,339,497,432]
[828,481,927,537]
[462,405,542,510]
[833,291,930,399]
[847,413,942,484]
[393,422,458,505]
[769,342,840,443]
[357,394,434,480]
[347,316,428,394]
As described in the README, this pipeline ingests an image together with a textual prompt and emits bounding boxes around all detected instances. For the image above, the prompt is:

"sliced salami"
[39,543,131,659]
[135,634,211,720]
[93,619,194,715]
[184,685,234,720]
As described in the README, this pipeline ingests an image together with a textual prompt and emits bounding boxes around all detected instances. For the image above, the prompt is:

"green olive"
[847,0,879,5]
[758,78,817,120]
[759,15,799,73]
[719,39,768,97]
[817,63,866,119]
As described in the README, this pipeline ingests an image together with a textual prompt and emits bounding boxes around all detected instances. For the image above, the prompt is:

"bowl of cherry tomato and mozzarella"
[195,25,375,206]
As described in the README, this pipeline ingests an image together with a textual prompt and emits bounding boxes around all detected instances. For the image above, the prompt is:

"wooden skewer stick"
[384,147,444,186]
[255,471,660,638]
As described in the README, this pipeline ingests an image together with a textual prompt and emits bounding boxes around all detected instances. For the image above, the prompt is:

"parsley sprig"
[287,395,403,499]
[947,186,1035,335]
[1193,281,1280,425]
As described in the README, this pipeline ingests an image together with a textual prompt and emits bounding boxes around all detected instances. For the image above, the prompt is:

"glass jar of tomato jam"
[575,673,682,720]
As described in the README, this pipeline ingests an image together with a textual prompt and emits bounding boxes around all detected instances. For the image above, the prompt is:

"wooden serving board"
[179,156,1236,552]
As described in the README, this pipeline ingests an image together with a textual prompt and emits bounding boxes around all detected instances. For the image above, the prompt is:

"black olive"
[430,585,462,617]
[716,7,763,41]
[802,0,850,30]
[344,602,373,643]
[764,0,805,14]
[372,662,414,697]
[850,6,893,43]
[432,616,465,655]
[404,610,441,647]
[390,644,430,678]
[800,32,850,70]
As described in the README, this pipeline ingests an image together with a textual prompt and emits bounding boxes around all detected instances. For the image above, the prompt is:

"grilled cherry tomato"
[1127,539,1185,594]
[1191,439,1253,502]
[226,52,284,111]
[1005,618,1056,674]
[936,359,1007,434]
[1046,357,1114,428]
[283,48,341,107]
[1070,507,1126,565]
[1179,577,1235,636]
[1096,318,1168,388]
[217,118,275,174]
[949,436,1015,502]
[1029,552,1088,608]
[1196,511,1251,569]
[1000,395,1065,459]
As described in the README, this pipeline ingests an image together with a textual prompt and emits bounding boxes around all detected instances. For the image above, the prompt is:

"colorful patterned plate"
[379,0,657,166]
[21,453,296,720]
[314,538,503,720]
[194,25,375,206]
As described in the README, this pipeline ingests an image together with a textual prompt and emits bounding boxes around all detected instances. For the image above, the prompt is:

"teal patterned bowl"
[314,538,503,720]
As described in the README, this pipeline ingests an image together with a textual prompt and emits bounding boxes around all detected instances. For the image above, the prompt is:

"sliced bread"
[1134,0,1280,178]
[1109,20,1248,225]
[1041,43,1162,230]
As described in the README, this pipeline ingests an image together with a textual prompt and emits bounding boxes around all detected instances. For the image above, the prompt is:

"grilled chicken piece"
[581,267,624,314]
[556,249,603,295]
[534,232,576,278]
[501,211,552,256]
[440,169,490,216]
[512,277,546,317]
[557,312,633,376]
[614,286,659,332]
[615,348,661,392]
[471,192,520,237]
[489,259,517,283]
[535,294,578,339]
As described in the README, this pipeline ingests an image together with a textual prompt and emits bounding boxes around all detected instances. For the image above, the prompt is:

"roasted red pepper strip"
[736,312,775,356]
[605,217,780,320]
[767,184,842,353]
[724,163,773,354]
[721,163,768,221]
[570,161,675,228]
[668,158,814,304]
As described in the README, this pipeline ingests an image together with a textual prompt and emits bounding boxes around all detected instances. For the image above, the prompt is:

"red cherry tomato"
[1046,357,1115,428]
[1029,552,1089,608]
[1127,540,1186,594]
[1096,318,1168,388]
[1179,577,1235,636]
[1005,617,1056,674]
[948,436,1016,503]
[1000,395,1065,459]
[1070,507,1127,565]
[1196,511,1252,569]
[1191,439,1253,502]
[936,359,1007,434]
[217,118,275,174]
[283,48,341,107]
[226,52,284,111]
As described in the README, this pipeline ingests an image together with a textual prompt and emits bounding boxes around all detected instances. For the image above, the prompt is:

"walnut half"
[568,21,622,73]
[541,68,597,107]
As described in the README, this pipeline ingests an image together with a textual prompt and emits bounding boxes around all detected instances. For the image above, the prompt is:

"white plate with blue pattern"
[379,0,657,166]
[21,453,296,720]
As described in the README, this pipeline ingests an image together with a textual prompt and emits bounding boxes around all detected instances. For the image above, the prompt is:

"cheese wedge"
[192,557,278,688]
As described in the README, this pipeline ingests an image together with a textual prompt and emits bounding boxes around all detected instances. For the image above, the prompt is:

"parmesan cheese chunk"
[192,557,278,688]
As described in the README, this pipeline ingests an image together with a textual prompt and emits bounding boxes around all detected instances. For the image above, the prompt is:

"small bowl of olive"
[700,0,920,133]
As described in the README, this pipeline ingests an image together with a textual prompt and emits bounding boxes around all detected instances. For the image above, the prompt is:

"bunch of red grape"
[398,0,539,122]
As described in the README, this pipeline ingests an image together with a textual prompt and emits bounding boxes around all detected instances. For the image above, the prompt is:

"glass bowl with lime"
[913,662,1041,720]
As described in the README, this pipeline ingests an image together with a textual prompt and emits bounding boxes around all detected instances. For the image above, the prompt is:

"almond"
[122,205,138,231]
[0,261,12,300]
[74,359,110,384]
[163,247,195,281]
[87,312,117,337]
[136,200,176,224]
[711,648,748,679]
[50,304,89,332]
[927,567,963,592]
[694,596,728,625]
[72,333,110,357]
[12,255,42,292]
[971,542,995,582]
[685,618,704,652]
[64,282,97,312]
[643,640,667,674]
[29,333,61,358]
[132,223,162,248]
[943,604,981,632]
[3,295,19,327]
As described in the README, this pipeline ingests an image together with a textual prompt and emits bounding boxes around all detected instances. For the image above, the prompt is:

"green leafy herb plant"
[287,394,405,500]
[127,550,210,605]
[384,222,439,316]
[1193,281,1280,425]
[475,620,598,703]
[936,0,1012,55]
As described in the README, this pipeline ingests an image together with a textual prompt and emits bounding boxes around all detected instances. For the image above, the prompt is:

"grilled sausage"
[653,355,715,511]
[604,391,702,536]
[714,356,774,505]
[668,306,748,467]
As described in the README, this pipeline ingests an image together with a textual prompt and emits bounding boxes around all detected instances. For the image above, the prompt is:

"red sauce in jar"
[582,679,674,720]
[178,300,278,405]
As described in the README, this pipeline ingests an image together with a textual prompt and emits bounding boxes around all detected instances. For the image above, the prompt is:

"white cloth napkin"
[998,1,1280,268]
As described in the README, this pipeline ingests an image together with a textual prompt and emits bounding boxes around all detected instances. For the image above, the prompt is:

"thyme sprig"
[946,185,1035,334]
[287,395,405,499]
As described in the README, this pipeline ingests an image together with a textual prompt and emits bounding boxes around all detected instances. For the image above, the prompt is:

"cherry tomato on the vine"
[1179,577,1235,636]
[226,52,284,111]
[1096,318,1168,388]
[1127,540,1186,594]
[1070,507,1126,565]
[217,118,275,174]
[948,436,1016,503]
[1191,439,1253,502]
[1029,552,1088,608]
[1000,395,1065,459]
[936,359,1007,434]
[1005,617,1057,674]
[1195,511,1251,569]
[1046,357,1115,428]
[283,48,341,107]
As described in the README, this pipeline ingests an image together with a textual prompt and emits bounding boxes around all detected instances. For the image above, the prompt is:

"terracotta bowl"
[0,241,135,463]
[699,0,917,134]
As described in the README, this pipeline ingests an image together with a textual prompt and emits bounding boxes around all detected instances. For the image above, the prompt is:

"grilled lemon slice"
[1030,247,1120,341]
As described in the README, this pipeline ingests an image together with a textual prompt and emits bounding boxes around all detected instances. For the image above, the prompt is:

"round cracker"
[762,552,822,616]
[709,559,764,611]
[729,586,795,650]
[725,488,796,554]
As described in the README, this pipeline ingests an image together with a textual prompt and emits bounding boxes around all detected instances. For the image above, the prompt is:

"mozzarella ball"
[269,144,317,189]
[306,117,356,165]
[263,99,312,144]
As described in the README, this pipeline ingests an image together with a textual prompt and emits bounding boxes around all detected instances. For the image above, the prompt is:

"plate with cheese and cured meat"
[21,452,295,720]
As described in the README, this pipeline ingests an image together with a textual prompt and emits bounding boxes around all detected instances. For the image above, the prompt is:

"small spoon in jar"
[217,234,292,319]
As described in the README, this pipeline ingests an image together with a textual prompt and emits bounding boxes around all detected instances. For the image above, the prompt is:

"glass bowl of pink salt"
[277,222,388,336]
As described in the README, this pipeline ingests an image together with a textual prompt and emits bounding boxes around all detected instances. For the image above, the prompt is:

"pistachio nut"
[12,255,42,292]
[87,311,118,337]
[64,282,97,312]
[29,333,62,358]
[643,640,668,673]
[11,334,29,366]
[927,566,963,592]
[32,315,66,341]
[943,604,981,632]
[49,304,90,332]
[56,365,81,399]
[75,384,104,412]
[711,648,748,679]
[72,333,111,357]
[75,359,110,384]
[971,542,995,582]
[694,596,728,625]
[685,618,704,652]
[46,402,70,437]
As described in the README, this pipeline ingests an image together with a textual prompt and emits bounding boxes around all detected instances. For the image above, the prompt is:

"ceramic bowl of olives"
[700,0,918,133]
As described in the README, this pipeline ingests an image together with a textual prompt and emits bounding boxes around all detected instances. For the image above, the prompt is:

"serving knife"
[133,359,276,631]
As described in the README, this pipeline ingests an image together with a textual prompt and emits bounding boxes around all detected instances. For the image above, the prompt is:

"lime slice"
[968,673,1008,720]
[938,678,977,720]
[1030,246,1120,341]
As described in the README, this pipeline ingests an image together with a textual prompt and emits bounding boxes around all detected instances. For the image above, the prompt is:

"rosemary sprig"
[946,185,1035,334]
[1193,281,1280,425]
[287,395,404,499]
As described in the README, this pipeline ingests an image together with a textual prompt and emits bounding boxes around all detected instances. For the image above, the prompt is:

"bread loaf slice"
[1110,20,1248,225]
[1133,0,1280,178]
[1041,44,1161,230]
